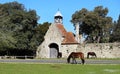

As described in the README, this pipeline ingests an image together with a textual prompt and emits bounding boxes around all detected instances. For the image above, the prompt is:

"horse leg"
[87,53,89,58]
[72,57,77,64]
[72,57,75,64]
[72,57,74,64]
[74,58,77,64]
[81,58,85,64]
[87,54,89,59]
[95,54,97,58]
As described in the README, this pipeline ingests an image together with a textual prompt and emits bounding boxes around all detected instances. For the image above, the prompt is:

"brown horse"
[67,52,85,64]
[87,52,97,59]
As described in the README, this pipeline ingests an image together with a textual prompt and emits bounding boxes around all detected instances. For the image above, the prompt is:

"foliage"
[29,22,51,50]
[13,9,39,50]
[71,6,113,43]
[35,22,51,44]
[0,1,50,56]
[0,31,16,50]
[0,2,20,50]
[110,15,120,42]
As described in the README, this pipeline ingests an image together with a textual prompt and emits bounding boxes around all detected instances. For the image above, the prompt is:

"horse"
[87,52,97,59]
[67,52,85,64]
[57,52,62,58]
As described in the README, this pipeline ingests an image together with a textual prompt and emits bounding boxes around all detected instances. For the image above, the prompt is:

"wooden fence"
[0,56,35,59]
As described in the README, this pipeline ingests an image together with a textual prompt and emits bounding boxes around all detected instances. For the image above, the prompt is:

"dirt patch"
[50,65,61,69]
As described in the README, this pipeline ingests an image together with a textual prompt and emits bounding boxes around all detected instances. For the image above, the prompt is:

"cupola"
[54,10,63,24]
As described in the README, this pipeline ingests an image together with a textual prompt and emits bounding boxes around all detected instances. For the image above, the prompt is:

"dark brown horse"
[67,52,85,64]
[87,52,97,58]
[57,52,62,58]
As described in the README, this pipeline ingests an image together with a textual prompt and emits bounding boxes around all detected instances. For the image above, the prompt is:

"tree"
[13,9,39,49]
[31,22,51,50]
[71,6,113,43]
[0,1,51,56]
[0,1,40,56]
[0,2,19,51]
[0,31,16,50]
[110,15,120,42]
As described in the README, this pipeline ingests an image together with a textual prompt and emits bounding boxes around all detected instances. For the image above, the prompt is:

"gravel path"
[0,59,120,64]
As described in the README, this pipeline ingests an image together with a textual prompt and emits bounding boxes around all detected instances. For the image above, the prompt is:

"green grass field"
[0,63,120,74]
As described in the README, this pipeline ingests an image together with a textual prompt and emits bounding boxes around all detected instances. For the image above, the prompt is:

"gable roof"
[56,24,67,37]
[56,24,78,44]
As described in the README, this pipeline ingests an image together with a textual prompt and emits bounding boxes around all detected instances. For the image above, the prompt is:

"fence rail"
[0,56,35,59]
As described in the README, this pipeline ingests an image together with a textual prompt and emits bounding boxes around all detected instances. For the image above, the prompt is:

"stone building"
[36,11,79,58]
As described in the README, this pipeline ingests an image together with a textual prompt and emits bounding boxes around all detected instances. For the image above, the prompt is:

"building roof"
[54,11,63,17]
[62,32,78,44]
[56,24,67,37]
[56,24,78,44]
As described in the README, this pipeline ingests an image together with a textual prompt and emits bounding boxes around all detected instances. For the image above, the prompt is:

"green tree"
[71,6,113,43]
[0,1,50,56]
[0,2,19,51]
[13,10,38,50]
[0,1,39,56]
[110,15,120,42]
[31,22,51,50]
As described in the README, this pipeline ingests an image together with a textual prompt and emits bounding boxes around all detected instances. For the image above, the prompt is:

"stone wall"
[76,43,120,58]
[61,44,78,58]
[36,24,63,58]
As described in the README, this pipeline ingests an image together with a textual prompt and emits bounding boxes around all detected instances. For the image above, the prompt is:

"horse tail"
[67,53,72,63]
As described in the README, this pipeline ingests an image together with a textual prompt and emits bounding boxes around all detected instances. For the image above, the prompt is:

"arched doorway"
[49,43,59,58]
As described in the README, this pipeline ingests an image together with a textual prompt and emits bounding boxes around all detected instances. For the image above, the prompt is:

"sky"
[0,0,120,33]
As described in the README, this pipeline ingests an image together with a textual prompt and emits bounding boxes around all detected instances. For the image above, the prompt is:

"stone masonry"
[76,43,120,58]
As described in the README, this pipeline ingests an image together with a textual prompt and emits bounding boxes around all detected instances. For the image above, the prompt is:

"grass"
[0,63,120,74]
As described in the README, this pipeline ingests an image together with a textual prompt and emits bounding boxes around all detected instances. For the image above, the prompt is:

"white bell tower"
[54,10,63,24]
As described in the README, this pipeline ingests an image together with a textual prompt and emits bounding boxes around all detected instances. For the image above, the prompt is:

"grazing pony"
[87,52,97,59]
[67,52,85,64]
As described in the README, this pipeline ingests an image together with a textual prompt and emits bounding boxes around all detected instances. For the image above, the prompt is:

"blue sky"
[0,0,120,33]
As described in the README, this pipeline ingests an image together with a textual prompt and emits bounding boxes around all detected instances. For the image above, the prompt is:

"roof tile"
[56,24,78,44]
